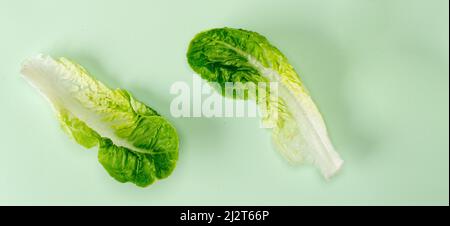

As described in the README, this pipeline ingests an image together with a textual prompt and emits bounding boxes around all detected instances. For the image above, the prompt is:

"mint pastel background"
[0,0,448,205]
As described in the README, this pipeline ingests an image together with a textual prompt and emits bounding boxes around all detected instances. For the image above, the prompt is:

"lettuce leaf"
[187,28,343,178]
[21,54,179,187]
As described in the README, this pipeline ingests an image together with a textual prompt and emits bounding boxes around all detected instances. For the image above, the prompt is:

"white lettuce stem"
[279,85,343,178]
[20,54,150,154]
[249,56,343,178]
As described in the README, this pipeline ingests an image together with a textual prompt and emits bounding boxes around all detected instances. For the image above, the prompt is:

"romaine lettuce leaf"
[21,54,179,187]
[187,28,343,178]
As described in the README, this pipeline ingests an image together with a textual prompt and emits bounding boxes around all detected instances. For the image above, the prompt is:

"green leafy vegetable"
[21,54,179,187]
[187,28,343,178]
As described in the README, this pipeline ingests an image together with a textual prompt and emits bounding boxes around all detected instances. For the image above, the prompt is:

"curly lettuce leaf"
[187,28,343,178]
[98,138,178,187]
[21,54,179,187]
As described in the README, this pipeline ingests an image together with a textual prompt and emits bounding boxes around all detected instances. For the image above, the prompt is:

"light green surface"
[0,0,448,205]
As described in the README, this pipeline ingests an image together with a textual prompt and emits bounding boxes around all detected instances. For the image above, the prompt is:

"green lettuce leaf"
[187,28,343,178]
[21,54,179,187]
